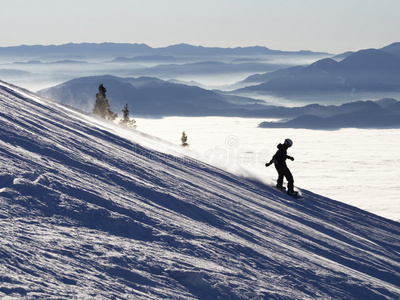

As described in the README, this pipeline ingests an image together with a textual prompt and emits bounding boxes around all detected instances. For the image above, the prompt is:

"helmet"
[284,138,293,147]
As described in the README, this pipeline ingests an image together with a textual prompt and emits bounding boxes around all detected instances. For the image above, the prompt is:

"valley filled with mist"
[2,42,400,128]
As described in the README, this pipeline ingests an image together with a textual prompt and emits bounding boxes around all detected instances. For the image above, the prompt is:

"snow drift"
[0,80,399,299]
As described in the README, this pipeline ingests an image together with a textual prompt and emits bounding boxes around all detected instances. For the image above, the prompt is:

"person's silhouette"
[265,138,296,195]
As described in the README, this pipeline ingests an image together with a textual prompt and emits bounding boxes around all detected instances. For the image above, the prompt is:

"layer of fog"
[135,116,400,222]
[0,55,323,92]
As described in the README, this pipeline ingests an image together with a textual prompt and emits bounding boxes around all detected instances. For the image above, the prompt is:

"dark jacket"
[272,143,293,169]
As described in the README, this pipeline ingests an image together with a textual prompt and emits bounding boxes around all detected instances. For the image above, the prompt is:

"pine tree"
[93,84,117,121]
[119,103,137,128]
[93,83,108,118]
[120,103,130,125]
[181,131,189,147]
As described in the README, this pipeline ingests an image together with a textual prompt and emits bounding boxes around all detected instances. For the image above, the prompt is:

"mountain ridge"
[0,42,330,61]
[235,48,400,101]
[38,75,241,115]
[39,75,400,129]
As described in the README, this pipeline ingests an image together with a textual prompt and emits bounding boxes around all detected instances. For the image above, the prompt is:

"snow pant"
[275,164,294,193]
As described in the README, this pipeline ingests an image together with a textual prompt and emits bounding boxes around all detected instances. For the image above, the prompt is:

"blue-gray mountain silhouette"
[259,99,400,129]
[380,42,400,58]
[131,60,286,78]
[39,76,400,129]
[237,49,400,101]
[0,42,328,61]
[38,75,258,116]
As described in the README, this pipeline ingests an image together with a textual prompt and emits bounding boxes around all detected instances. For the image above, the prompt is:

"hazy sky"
[2,0,399,53]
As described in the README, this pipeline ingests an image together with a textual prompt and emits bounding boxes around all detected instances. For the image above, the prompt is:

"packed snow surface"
[0,80,399,299]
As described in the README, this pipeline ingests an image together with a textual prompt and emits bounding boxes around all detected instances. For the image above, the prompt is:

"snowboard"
[275,186,303,199]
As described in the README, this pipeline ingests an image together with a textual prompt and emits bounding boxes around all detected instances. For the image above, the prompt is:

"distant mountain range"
[13,60,88,65]
[259,99,400,129]
[0,42,331,92]
[112,55,178,63]
[130,61,289,78]
[0,42,329,61]
[38,75,400,129]
[4,41,400,129]
[235,45,400,102]
[38,75,264,116]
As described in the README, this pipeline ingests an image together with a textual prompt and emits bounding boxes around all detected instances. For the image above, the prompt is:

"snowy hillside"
[0,80,399,299]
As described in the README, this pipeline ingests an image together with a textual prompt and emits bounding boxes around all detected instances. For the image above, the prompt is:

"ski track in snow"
[0,80,399,299]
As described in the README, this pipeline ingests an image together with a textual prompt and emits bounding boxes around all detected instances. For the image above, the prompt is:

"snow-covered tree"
[181,131,189,147]
[93,84,117,121]
[119,103,137,128]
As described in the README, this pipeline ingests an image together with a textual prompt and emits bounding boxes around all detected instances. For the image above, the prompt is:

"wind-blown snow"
[0,80,399,299]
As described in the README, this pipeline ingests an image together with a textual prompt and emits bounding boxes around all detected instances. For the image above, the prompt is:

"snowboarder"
[265,138,296,196]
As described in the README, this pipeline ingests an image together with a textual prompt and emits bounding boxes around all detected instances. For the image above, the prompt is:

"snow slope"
[0,80,399,299]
